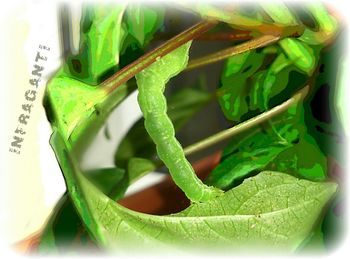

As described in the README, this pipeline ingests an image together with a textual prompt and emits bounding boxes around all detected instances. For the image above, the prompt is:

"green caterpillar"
[136,42,223,203]
[134,3,338,203]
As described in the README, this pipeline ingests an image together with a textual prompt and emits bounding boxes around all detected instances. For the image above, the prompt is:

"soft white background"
[0,0,349,258]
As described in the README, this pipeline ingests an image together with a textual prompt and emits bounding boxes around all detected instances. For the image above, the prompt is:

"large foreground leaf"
[38,158,158,252]
[49,130,337,251]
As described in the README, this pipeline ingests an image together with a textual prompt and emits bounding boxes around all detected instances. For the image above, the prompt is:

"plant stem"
[183,85,309,157]
[154,30,252,42]
[178,3,304,37]
[186,34,280,70]
[101,21,217,94]
[196,31,252,41]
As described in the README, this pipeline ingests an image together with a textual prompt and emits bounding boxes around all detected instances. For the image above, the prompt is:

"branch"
[183,85,309,156]
[186,34,280,71]
[153,30,252,42]
[196,31,252,41]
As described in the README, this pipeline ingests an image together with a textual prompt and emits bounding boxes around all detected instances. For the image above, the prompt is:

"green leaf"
[298,3,338,45]
[65,4,127,84]
[186,3,273,34]
[209,97,327,190]
[206,129,291,190]
[85,167,128,199]
[127,157,158,183]
[114,86,212,167]
[279,38,318,75]
[167,87,212,129]
[295,224,325,252]
[48,132,338,250]
[267,135,327,181]
[206,102,303,189]
[39,158,159,252]
[44,69,135,153]
[260,3,298,25]
[44,70,106,134]
[114,118,154,168]
[124,4,164,47]
[263,100,328,182]
[217,49,266,121]
[260,3,318,76]
[118,6,164,69]
[217,43,314,123]
[322,195,344,249]
[39,167,127,252]
[302,33,345,161]
[261,52,293,109]
[38,195,93,253]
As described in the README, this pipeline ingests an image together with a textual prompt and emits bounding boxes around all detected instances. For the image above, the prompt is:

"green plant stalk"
[186,34,280,70]
[155,30,253,42]
[183,86,309,157]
